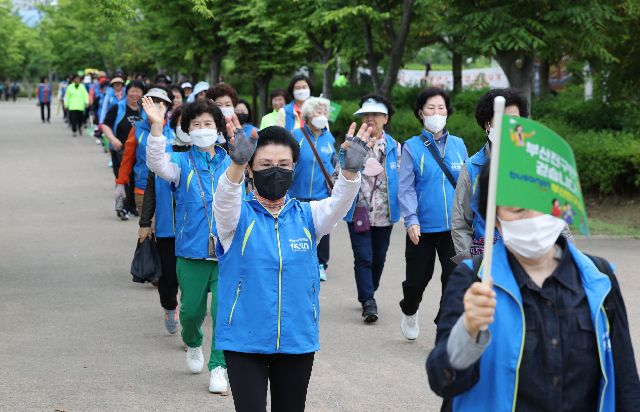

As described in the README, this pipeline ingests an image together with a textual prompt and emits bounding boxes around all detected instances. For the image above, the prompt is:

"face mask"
[487,126,498,143]
[216,132,226,144]
[236,113,249,124]
[252,167,293,201]
[363,157,383,177]
[189,128,217,148]
[220,107,235,118]
[310,115,328,130]
[498,214,566,259]
[423,114,447,134]
[175,126,191,144]
[293,88,310,101]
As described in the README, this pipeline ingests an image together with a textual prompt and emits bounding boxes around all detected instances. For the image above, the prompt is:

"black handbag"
[131,237,162,283]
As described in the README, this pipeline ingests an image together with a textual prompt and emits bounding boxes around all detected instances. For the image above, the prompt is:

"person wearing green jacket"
[259,89,287,129]
[64,74,89,137]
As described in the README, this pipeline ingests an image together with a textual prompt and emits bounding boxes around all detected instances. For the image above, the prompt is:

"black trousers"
[298,198,330,268]
[68,110,83,133]
[400,231,456,319]
[156,237,178,310]
[39,102,50,122]
[224,351,315,412]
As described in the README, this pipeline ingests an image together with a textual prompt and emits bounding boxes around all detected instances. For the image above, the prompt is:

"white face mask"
[310,115,328,130]
[498,215,566,259]
[189,128,217,148]
[423,114,447,134]
[220,107,235,118]
[293,88,310,101]
[175,126,191,143]
[216,132,226,144]
[487,126,498,143]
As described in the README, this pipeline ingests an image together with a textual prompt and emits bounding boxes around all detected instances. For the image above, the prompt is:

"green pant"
[176,257,226,370]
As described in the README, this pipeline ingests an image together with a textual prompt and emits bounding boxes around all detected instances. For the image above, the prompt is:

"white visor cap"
[354,98,389,116]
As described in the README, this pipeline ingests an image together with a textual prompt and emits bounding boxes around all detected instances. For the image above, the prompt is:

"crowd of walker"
[34,69,640,411]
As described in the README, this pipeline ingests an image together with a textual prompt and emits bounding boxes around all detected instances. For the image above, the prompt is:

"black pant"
[156,237,178,310]
[224,351,315,412]
[400,231,456,319]
[68,110,83,133]
[298,198,330,268]
[39,102,50,122]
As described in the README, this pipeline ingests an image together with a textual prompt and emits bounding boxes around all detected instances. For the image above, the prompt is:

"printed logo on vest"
[289,237,311,252]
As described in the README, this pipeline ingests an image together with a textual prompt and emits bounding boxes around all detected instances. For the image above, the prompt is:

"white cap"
[180,82,193,89]
[144,88,172,104]
[354,98,389,116]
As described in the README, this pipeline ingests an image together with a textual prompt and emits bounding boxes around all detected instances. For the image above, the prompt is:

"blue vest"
[454,240,615,412]
[289,126,335,200]
[113,99,128,133]
[242,123,258,136]
[37,84,51,102]
[283,101,297,131]
[172,146,230,259]
[215,196,320,354]
[101,87,125,120]
[344,132,400,224]
[154,136,177,239]
[131,119,174,192]
[404,130,467,233]
[466,144,501,255]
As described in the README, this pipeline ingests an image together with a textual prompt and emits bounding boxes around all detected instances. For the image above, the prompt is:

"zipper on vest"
[227,281,242,325]
[275,216,283,351]
[595,291,612,412]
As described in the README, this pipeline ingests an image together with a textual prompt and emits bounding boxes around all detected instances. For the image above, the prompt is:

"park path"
[1,99,639,411]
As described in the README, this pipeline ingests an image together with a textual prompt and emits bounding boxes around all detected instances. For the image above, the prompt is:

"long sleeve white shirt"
[146,133,181,185]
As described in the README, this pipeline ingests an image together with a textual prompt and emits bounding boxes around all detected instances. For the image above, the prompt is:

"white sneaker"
[319,264,327,281]
[401,312,419,340]
[209,366,228,393]
[186,346,204,373]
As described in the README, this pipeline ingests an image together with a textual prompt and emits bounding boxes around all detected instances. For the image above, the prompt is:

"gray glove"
[228,128,257,165]
[339,136,369,173]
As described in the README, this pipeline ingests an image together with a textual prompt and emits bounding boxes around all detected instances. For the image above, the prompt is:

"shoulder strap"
[188,150,213,237]
[585,254,617,324]
[300,127,334,191]
[420,134,457,188]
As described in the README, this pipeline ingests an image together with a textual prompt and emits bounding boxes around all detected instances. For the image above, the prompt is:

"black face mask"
[252,167,293,201]
[236,113,249,124]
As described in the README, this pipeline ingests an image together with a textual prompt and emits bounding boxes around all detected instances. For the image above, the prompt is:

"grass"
[585,195,640,238]
[587,219,640,238]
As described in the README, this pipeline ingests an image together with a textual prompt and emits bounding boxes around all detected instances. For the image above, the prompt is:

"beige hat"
[110,77,125,85]
[144,88,172,104]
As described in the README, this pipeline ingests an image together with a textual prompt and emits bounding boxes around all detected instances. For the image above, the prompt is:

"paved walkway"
[1,99,639,411]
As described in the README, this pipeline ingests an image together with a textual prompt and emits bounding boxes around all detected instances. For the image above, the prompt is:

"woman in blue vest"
[99,76,126,126]
[427,163,640,412]
[341,94,401,323]
[37,76,51,123]
[398,87,468,340]
[145,98,231,394]
[213,117,371,412]
[138,105,190,334]
[277,74,312,131]
[289,97,336,281]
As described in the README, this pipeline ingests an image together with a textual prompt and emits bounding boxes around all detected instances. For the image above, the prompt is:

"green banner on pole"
[496,115,588,235]
[329,101,342,123]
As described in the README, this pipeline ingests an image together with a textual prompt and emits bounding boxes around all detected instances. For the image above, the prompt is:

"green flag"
[496,115,588,235]
[329,101,342,123]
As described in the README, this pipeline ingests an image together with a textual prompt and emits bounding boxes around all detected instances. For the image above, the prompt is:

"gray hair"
[300,97,330,123]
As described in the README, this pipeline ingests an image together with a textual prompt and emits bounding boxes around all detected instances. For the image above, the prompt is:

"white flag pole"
[481,96,506,285]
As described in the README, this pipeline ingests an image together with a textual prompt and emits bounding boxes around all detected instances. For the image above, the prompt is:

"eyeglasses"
[253,162,294,171]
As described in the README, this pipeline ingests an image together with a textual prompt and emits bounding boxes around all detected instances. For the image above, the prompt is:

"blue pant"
[347,223,393,303]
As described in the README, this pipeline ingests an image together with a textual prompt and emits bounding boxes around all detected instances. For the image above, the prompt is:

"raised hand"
[140,96,166,126]
[339,122,373,173]
[225,113,258,166]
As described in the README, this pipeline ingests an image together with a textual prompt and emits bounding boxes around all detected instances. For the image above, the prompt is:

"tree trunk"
[255,73,271,121]
[452,51,463,94]
[539,59,551,97]
[495,50,535,105]
[348,59,358,84]
[209,52,223,85]
[363,20,382,92]
[380,0,415,99]
[322,60,335,99]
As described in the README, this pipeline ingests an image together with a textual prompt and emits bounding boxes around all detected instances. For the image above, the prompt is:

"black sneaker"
[362,299,378,323]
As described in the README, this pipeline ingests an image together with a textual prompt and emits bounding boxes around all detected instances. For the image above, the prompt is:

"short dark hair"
[287,75,312,99]
[170,105,184,131]
[126,80,146,95]
[270,88,288,101]
[206,83,238,107]
[170,85,185,100]
[359,93,395,119]
[414,87,453,122]
[181,99,224,132]
[41,76,47,83]
[475,88,529,130]
[236,98,252,123]
[250,126,300,166]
